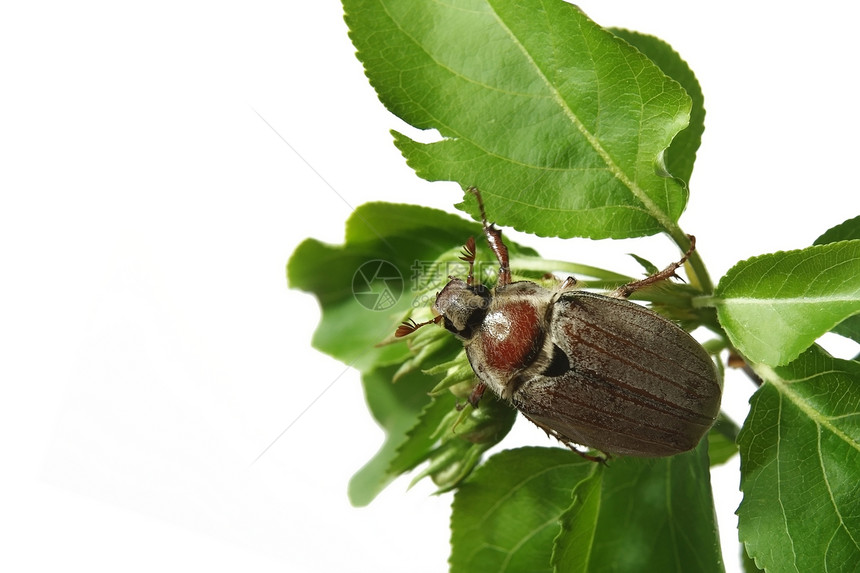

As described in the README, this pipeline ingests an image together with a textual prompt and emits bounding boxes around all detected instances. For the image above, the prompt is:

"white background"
[2,2,859,572]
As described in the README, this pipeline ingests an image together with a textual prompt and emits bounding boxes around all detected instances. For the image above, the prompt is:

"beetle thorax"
[440,281,555,400]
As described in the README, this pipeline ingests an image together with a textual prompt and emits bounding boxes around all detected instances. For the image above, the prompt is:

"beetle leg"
[455,382,486,411]
[563,444,609,464]
[467,382,486,408]
[548,276,579,305]
[468,187,511,286]
[559,276,578,291]
[611,235,696,299]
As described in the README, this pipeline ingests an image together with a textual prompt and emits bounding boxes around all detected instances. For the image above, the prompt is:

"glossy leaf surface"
[554,441,723,573]
[815,215,860,345]
[450,443,723,573]
[713,240,860,366]
[344,0,693,239]
[738,346,860,572]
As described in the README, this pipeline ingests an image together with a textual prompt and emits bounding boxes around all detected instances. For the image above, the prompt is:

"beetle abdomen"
[515,291,721,457]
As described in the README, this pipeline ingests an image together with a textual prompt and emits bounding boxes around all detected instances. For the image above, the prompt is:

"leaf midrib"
[758,364,860,454]
[486,3,674,232]
[756,367,860,567]
[714,295,860,306]
[817,426,860,556]
[377,0,674,230]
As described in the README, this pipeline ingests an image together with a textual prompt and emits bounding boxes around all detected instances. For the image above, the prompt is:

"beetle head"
[433,277,491,339]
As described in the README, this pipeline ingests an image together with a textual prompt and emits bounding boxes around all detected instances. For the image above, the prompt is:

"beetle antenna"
[612,235,697,298]
[394,315,442,338]
[459,237,476,286]
[468,187,511,286]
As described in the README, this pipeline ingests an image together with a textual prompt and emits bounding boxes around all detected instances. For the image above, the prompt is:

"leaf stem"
[510,255,633,283]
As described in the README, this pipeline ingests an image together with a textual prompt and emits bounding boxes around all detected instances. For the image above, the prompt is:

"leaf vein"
[775,394,801,571]
[485,1,673,231]
[475,461,586,529]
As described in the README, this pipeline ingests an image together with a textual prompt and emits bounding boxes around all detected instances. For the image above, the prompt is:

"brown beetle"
[397,188,722,458]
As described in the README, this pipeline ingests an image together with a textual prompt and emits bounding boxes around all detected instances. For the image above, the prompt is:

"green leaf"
[609,29,705,185]
[551,467,603,572]
[351,361,517,505]
[449,444,722,573]
[450,447,594,573]
[554,441,724,573]
[813,214,860,245]
[708,413,740,466]
[627,252,659,276]
[390,392,517,493]
[386,393,458,477]
[814,216,860,345]
[347,362,440,506]
[710,240,860,366]
[742,548,765,573]
[737,345,860,572]
[832,315,860,347]
[344,0,692,239]
[288,202,517,371]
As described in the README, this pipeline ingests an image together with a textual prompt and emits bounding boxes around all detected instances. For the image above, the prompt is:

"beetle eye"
[441,316,460,336]
[434,279,492,339]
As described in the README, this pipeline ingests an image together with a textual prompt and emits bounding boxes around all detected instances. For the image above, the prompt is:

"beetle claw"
[611,235,697,298]
[467,382,486,408]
